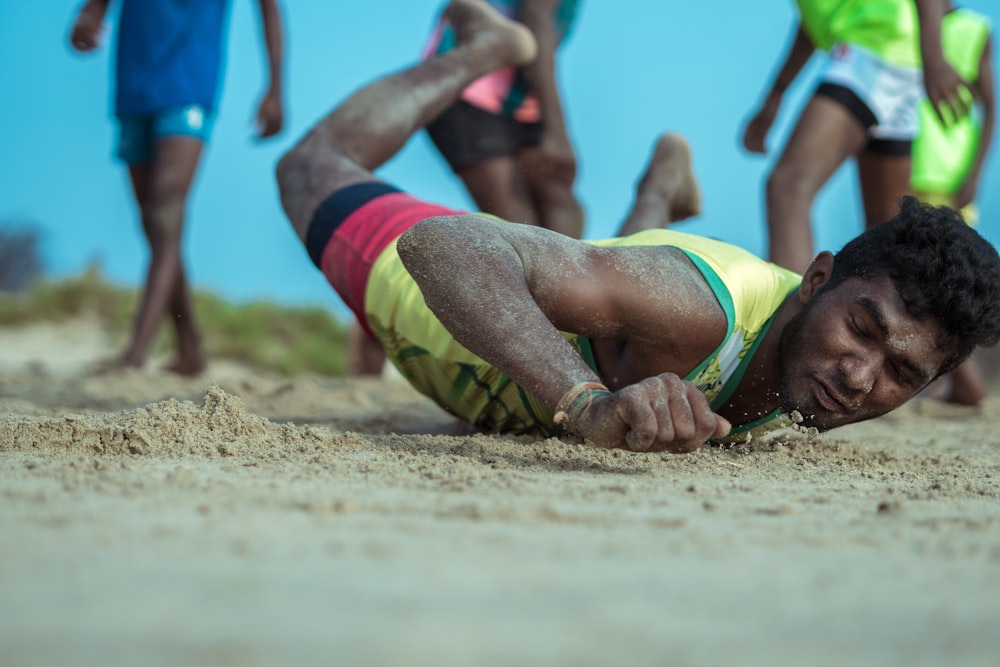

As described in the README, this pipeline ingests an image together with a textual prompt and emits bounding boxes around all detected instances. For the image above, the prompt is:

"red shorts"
[305,181,465,335]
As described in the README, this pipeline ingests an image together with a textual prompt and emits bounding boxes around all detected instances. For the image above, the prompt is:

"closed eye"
[889,362,910,385]
[856,297,932,389]
[851,316,871,340]
[891,359,924,389]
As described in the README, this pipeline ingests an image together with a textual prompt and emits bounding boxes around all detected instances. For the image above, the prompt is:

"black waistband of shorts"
[816,82,877,130]
[866,137,912,156]
[306,181,402,269]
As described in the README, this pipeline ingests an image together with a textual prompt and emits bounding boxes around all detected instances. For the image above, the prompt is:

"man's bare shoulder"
[521,237,726,347]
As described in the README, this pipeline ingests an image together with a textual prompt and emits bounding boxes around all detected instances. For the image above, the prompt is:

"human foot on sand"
[164,354,208,378]
[636,133,701,223]
[446,0,538,68]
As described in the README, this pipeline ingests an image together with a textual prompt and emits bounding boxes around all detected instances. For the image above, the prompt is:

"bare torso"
[586,248,729,391]
[587,249,788,428]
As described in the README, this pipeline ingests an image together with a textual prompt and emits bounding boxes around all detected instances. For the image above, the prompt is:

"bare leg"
[276,0,538,240]
[123,137,206,375]
[520,146,585,239]
[347,322,387,376]
[944,357,988,406]
[856,150,910,229]
[454,156,541,225]
[765,96,868,274]
[617,133,701,237]
[161,267,206,376]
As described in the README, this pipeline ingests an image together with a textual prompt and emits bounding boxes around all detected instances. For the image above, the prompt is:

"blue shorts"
[116,104,215,164]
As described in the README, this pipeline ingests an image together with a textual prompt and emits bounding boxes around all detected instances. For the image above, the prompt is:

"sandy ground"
[1,317,999,667]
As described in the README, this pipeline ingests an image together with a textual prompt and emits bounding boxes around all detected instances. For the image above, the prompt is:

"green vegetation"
[0,266,348,376]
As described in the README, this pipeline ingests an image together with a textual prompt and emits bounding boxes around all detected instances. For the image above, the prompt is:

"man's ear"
[798,251,835,303]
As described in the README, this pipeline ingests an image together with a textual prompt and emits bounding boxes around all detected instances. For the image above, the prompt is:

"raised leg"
[276,0,538,240]
[617,133,701,237]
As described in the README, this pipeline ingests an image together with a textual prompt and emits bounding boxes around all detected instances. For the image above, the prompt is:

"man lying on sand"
[275,0,1000,453]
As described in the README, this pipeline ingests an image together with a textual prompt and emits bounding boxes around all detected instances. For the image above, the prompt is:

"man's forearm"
[397,215,604,413]
[914,0,948,67]
[83,0,112,11]
[257,0,284,93]
[769,24,814,96]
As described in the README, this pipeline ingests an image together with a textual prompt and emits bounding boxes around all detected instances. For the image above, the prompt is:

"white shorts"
[820,43,923,142]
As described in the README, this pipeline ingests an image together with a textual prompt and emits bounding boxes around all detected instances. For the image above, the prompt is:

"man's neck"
[717,293,799,425]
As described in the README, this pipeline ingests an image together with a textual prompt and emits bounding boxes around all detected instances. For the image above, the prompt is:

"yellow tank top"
[365,228,801,440]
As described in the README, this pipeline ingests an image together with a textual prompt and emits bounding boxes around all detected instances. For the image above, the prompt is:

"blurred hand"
[568,373,731,453]
[742,93,782,154]
[923,58,974,127]
[69,4,105,52]
[253,88,284,139]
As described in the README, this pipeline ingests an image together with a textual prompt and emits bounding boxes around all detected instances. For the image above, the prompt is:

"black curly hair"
[824,196,1000,375]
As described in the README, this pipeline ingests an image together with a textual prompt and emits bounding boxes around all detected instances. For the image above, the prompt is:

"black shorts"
[815,82,912,157]
[426,100,543,171]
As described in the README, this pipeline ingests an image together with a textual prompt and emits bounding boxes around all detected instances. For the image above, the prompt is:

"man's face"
[777,275,948,430]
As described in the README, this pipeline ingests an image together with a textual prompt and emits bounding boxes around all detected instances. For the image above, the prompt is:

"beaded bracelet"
[552,381,612,427]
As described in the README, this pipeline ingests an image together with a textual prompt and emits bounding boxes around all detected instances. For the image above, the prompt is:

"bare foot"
[165,354,207,377]
[637,133,701,223]
[914,397,982,418]
[944,363,987,406]
[85,354,139,377]
[118,346,146,370]
[943,383,986,407]
[915,374,984,417]
[446,0,538,67]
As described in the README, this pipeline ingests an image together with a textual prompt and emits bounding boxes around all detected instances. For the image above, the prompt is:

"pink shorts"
[305,182,465,335]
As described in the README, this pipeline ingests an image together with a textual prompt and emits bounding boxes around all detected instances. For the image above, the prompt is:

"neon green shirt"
[912,9,992,196]
[796,0,921,66]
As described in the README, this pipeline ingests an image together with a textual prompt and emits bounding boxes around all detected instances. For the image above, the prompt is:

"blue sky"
[2,1,999,323]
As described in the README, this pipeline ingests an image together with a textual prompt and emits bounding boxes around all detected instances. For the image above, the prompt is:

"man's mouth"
[813,376,847,414]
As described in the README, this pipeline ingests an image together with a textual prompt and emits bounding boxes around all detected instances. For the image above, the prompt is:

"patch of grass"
[193,293,347,376]
[0,264,131,326]
[0,267,348,376]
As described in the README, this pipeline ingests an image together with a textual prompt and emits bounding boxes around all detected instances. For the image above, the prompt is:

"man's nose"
[839,353,878,394]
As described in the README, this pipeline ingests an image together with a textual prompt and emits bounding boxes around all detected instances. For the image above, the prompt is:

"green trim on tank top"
[674,250,736,384]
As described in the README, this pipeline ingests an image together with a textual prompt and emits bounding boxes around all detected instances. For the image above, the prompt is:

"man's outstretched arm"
[397,215,731,452]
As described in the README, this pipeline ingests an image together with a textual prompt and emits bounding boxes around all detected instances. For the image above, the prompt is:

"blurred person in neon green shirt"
[912,6,995,407]
[742,0,974,275]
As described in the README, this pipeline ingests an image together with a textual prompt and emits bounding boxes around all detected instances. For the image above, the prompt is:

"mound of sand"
[1,318,998,667]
